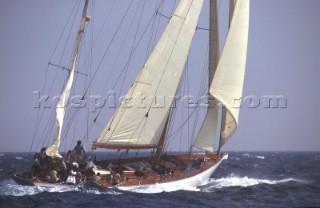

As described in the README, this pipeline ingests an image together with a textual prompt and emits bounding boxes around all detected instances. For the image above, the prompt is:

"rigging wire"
[80,0,135,99]
[145,0,164,59]
[164,46,210,150]
[190,45,210,145]
[163,49,190,152]
[90,0,150,140]
[186,59,191,148]
[119,0,147,96]
[86,0,95,152]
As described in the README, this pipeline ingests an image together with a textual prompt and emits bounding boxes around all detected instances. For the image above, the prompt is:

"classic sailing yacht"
[13,0,249,189]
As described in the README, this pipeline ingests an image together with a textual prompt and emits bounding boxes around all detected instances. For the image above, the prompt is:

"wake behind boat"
[13,0,249,190]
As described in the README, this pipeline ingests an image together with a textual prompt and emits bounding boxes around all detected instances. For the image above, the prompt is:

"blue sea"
[0,152,319,207]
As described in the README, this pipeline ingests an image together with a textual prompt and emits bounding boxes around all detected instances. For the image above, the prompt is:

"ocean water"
[0,152,319,207]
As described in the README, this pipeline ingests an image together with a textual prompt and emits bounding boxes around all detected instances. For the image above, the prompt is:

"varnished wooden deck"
[95,153,224,187]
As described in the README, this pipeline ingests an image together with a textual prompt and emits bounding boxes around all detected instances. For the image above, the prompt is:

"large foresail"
[194,0,249,152]
[193,0,220,152]
[46,0,90,158]
[93,0,204,149]
[211,0,250,148]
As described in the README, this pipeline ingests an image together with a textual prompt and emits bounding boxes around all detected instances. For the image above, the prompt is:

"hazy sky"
[0,0,320,152]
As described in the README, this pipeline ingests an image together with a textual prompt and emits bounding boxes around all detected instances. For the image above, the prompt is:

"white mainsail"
[93,0,204,149]
[194,0,250,152]
[46,0,89,158]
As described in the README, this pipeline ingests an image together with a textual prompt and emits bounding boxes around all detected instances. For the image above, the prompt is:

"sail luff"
[217,105,226,154]
[46,0,90,158]
[193,0,220,152]
[94,0,204,148]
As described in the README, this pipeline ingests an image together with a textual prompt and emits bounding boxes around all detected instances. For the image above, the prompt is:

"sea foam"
[198,174,307,191]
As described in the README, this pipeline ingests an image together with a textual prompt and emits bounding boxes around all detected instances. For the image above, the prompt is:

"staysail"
[46,0,90,158]
[193,0,220,152]
[194,0,249,152]
[212,0,250,147]
[93,0,204,149]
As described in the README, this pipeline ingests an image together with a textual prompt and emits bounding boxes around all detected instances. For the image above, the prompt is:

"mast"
[208,0,220,151]
[46,0,90,158]
[209,0,220,84]
[154,116,170,164]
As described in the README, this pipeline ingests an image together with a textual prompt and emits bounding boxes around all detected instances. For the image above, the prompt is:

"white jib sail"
[95,0,204,147]
[46,0,89,157]
[194,0,249,152]
[210,0,250,147]
[194,0,220,152]
[45,59,77,158]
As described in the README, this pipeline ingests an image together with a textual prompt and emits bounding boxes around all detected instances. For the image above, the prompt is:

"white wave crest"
[118,183,200,194]
[79,187,122,195]
[199,174,307,191]
[0,180,121,196]
[0,183,77,196]
[241,154,265,160]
